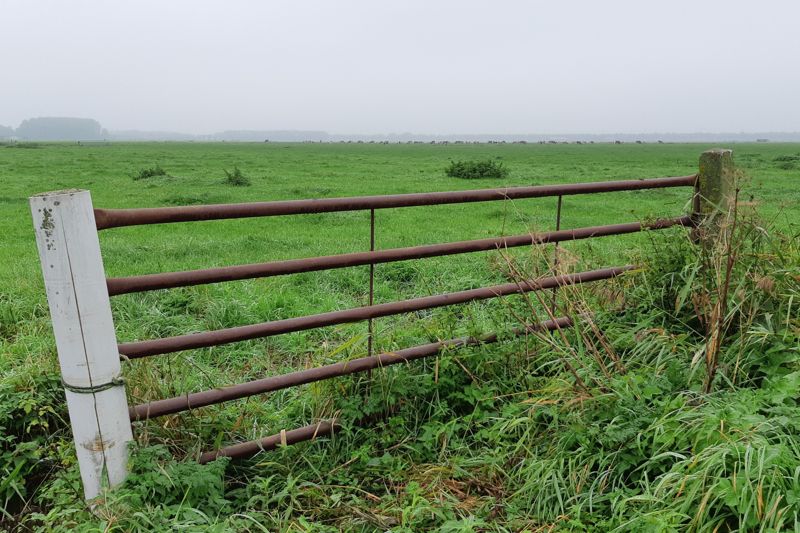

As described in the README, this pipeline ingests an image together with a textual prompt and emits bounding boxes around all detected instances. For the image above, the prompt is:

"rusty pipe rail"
[118,266,631,359]
[108,217,690,296]
[95,175,696,230]
[130,316,573,421]
[195,317,572,463]
[199,420,339,464]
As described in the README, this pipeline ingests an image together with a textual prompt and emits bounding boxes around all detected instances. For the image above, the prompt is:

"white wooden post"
[30,190,133,500]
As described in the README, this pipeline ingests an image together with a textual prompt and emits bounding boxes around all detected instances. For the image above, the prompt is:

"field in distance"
[3,141,797,279]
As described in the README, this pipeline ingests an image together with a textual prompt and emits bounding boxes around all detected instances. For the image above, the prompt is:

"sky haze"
[3,0,799,134]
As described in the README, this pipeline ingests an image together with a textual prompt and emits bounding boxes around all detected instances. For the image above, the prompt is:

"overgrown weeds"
[6,187,800,531]
[132,165,168,180]
[773,154,800,170]
[0,368,65,525]
[223,166,251,186]
[445,159,510,179]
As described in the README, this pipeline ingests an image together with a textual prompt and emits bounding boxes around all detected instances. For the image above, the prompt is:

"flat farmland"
[1,141,798,531]
[3,142,797,307]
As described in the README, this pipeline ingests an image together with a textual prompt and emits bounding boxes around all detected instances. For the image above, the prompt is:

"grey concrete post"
[693,149,736,242]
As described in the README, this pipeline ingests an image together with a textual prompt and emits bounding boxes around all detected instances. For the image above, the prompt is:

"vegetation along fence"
[30,149,735,500]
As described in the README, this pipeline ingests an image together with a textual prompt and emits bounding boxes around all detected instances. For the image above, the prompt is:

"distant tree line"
[0,117,108,140]
[2,117,798,143]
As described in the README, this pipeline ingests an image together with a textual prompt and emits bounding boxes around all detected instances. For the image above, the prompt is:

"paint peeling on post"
[29,190,133,501]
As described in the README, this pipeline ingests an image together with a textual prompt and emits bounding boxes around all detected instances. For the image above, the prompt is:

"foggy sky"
[3,0,799,134]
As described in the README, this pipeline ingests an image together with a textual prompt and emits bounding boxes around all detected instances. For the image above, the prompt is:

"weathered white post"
[30,190,132,500]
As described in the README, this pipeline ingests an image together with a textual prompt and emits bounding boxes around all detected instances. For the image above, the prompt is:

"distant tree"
[15,117,106,141]
[0,125,13,139]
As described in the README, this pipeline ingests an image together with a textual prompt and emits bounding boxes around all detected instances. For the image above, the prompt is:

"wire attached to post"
[61,376,126,394]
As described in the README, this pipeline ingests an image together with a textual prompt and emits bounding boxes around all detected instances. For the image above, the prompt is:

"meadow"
[1,141,799,531]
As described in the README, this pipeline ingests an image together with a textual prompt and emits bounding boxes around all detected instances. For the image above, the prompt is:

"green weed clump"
[445,158,510,179]
[132,165,167,180]
[0,368,65,525]
[223,166,251,186]
[773,154,800,170]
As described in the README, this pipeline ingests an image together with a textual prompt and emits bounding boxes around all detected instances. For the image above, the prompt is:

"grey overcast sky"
[2,0,799,134]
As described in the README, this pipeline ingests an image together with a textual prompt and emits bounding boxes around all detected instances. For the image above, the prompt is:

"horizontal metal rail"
[108,216,690,295]
[95,175,696,230]
[199,420,339,464]
[118,266,631,359]
[194,317,573,463]
[130,316,573,421]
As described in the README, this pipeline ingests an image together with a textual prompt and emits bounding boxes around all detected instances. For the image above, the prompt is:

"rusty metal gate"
[33,150,736,499]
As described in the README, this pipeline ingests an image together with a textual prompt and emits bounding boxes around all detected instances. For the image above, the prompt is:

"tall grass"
[4,187,800,530]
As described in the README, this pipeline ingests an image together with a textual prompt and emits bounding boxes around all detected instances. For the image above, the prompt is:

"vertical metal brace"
[550,195,563,313]
[367,209,376,369]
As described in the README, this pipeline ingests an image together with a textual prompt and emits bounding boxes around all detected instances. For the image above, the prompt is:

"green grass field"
[1,142,799,531]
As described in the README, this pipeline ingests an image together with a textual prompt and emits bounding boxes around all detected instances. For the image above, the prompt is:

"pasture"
[1,141,799,531]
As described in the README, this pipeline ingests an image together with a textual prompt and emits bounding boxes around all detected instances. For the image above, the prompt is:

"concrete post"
[693,149,736,239]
